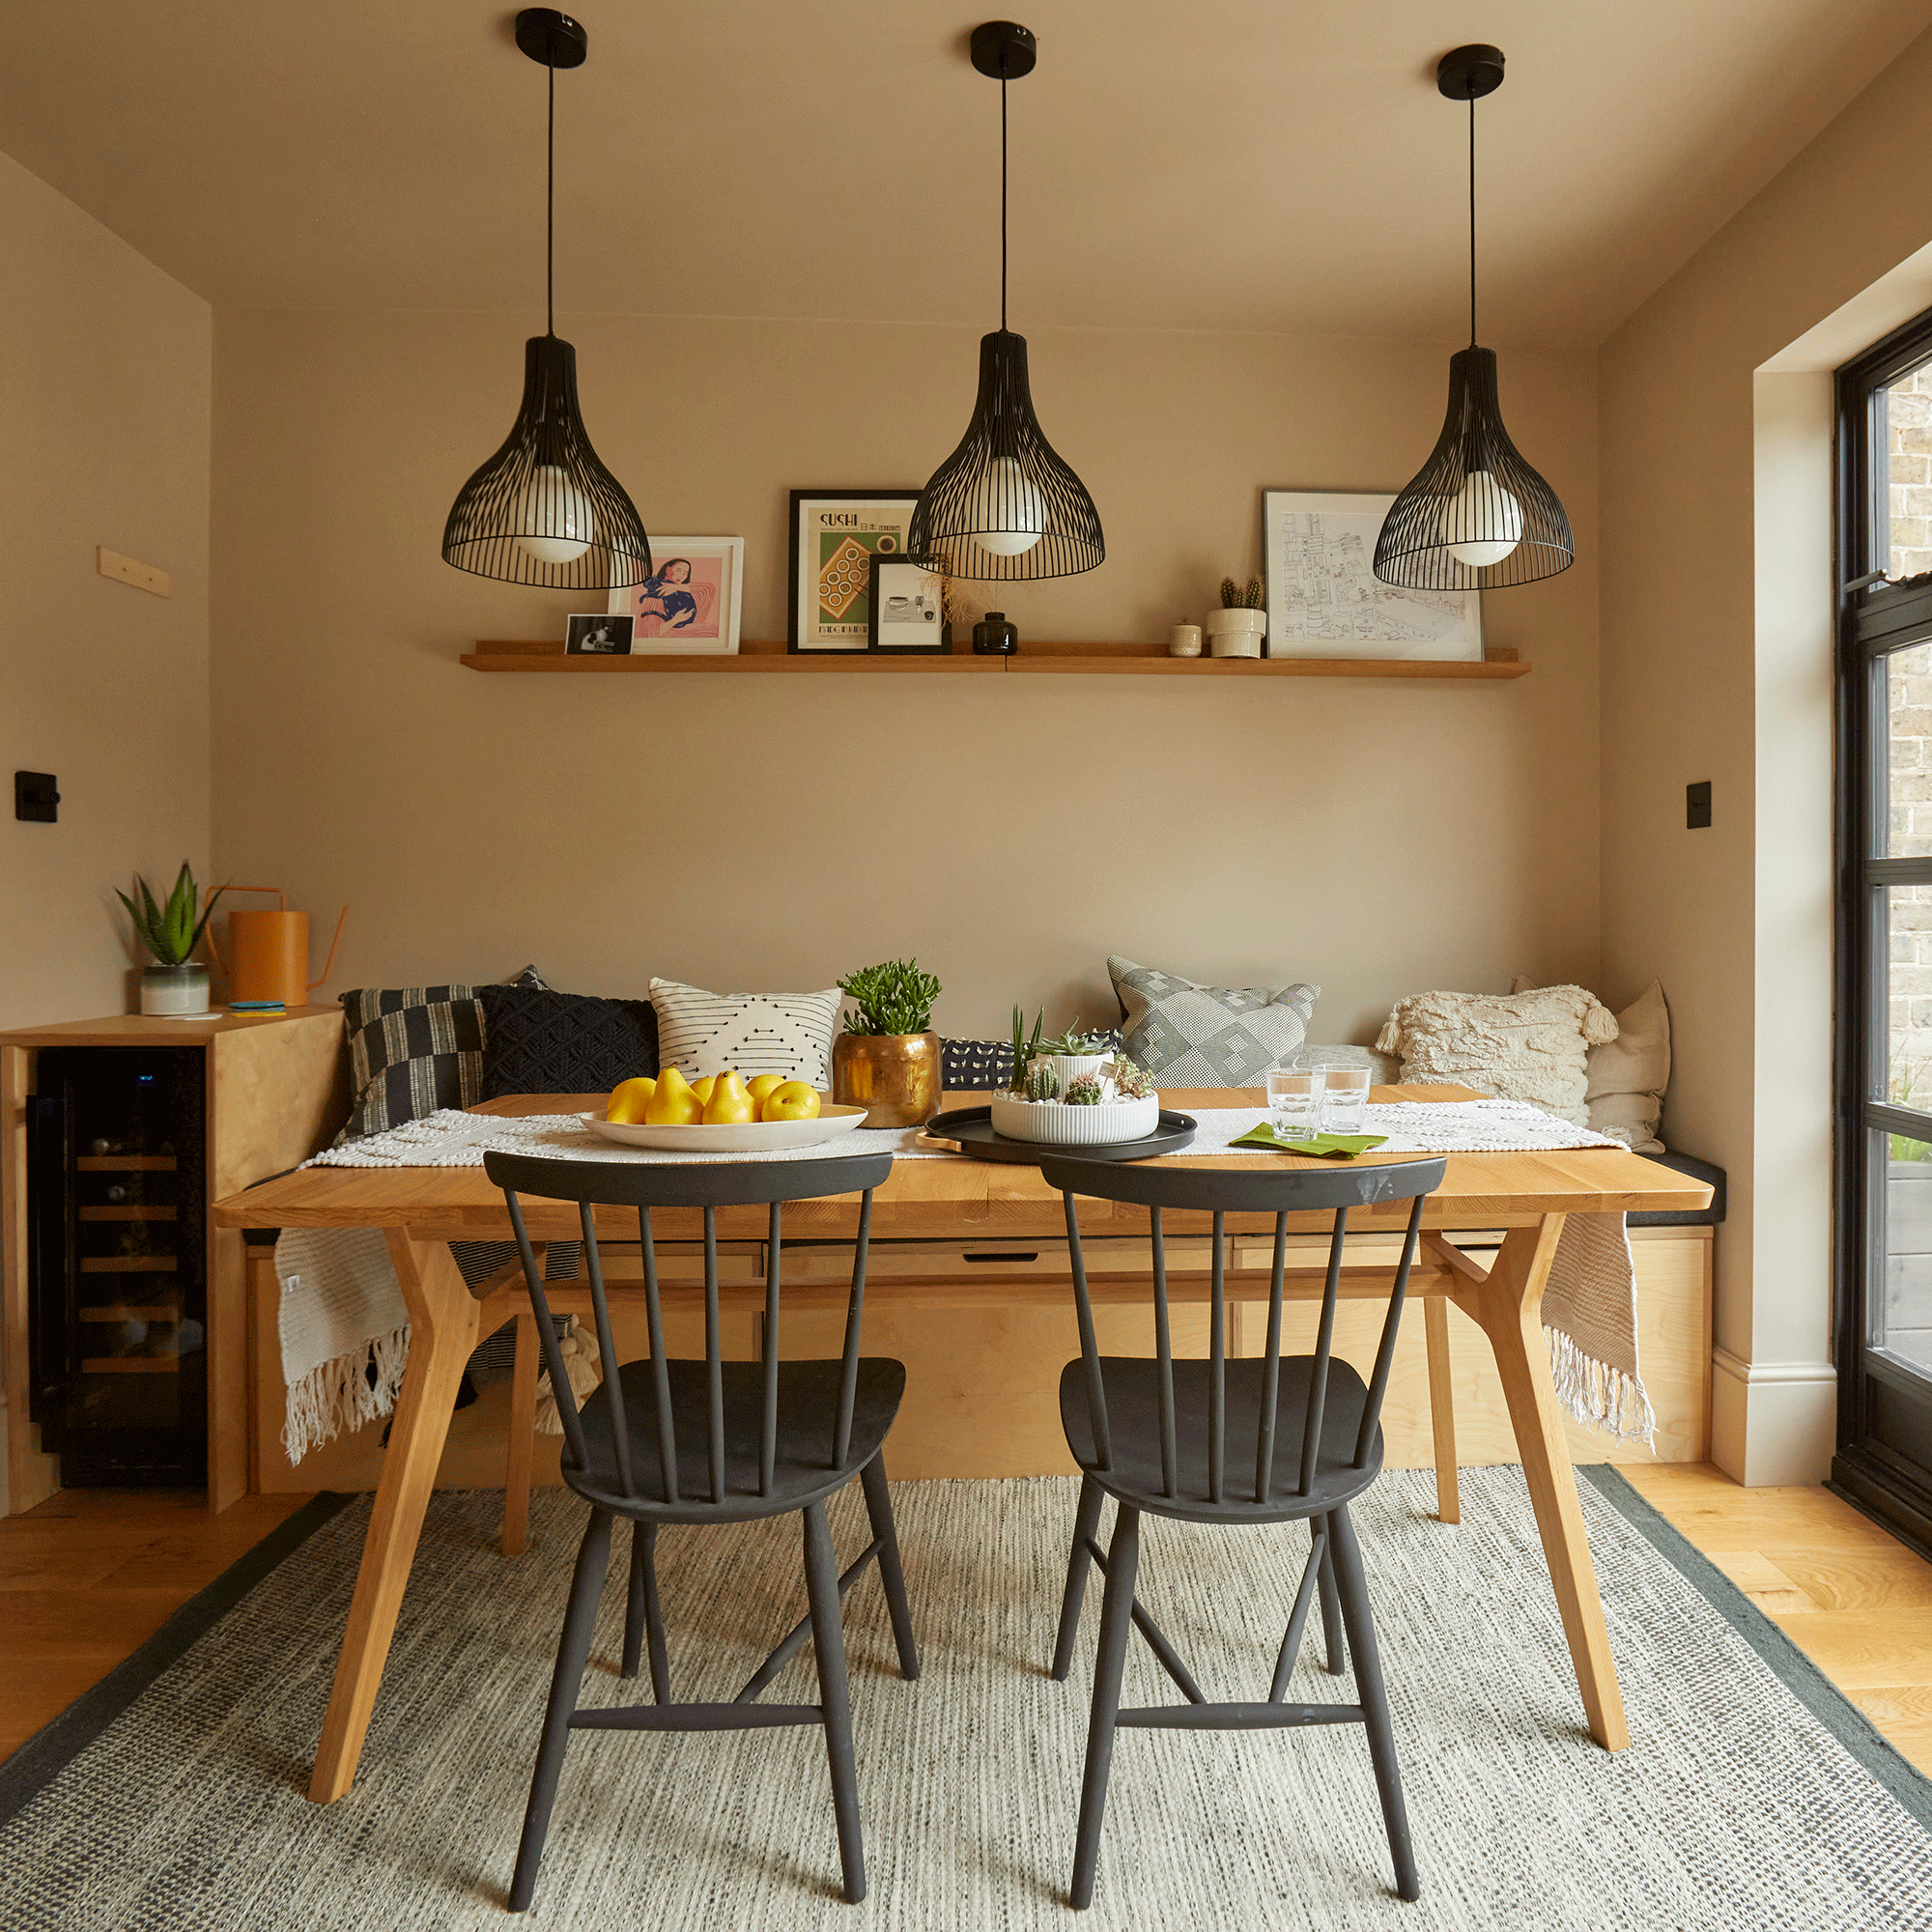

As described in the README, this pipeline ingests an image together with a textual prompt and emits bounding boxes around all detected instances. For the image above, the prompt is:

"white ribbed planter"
[1026,1051,1110,1094]
[989,1090,1159,1146]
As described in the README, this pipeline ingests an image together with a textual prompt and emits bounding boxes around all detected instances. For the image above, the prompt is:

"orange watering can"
[207,888,348,1009]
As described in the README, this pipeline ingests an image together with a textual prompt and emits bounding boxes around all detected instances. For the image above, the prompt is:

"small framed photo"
[608,537,744,654]
[565,612,634,656]
[868,555,949,653]
[788,490,923,652]
[1262,490,1483,662]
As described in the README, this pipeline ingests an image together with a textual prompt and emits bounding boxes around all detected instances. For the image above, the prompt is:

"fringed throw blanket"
[277,1097,1652,1462]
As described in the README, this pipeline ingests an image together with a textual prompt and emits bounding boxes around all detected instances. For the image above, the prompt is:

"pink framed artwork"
[607,536,744,653]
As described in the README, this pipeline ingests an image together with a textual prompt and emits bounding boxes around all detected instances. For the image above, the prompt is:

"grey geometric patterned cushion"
[1107,955,1320,1087]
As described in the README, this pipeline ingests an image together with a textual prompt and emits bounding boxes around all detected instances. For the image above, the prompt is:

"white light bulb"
[970,457,1044,557]
[1436,469,1523,568]
[512,464,595,565]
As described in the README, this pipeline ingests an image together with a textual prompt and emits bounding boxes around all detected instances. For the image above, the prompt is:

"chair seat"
[566,1356,907,1523]
[1060,1355,1383,1523]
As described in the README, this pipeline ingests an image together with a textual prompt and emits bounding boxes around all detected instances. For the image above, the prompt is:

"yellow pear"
[606,1076,657,1124]
[643,1066,703,1126]
[703,1070,756,1125]
[746,1074,786,1118]
[691,1074,718,1107]
[763,1081,821,1122]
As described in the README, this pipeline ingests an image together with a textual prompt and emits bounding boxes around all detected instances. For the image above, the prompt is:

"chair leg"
[860,1452,920,1681]
[1052,1472,1106,1682]
[804,1500,866,1904]
[1317,1516,1348,1677]
[501,1313,539,1556]
[508,1509,613,1913]
[620,1521,670,1701]
[1424,1295,1462,1525]
[1069,1501,1140,1911]
[1329,1503,1419,1903]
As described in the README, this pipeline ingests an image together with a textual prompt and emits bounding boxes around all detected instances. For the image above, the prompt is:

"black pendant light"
[908,21,1103,582]
[1374,44,1572,591]
[441,10,650,589]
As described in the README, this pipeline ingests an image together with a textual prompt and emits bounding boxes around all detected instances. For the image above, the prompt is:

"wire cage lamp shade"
[909,20,1103,583]
[1373,43,1572,592]
[441,334,651,589]
[440,9,650,590]
[1372,346,1572,589]
[908,329,1104,582]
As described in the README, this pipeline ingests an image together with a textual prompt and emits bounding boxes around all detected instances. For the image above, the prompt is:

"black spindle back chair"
[1038,1151,1447,1911]
[482,1148,917,1913]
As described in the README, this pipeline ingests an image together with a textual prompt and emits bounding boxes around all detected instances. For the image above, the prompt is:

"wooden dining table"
[214,1084,1713,1804]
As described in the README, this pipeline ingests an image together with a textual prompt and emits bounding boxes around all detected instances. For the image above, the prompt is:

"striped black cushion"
[338,985,484,1141]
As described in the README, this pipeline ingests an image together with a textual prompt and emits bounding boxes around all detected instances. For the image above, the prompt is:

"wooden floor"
[0,1465,1927,1780]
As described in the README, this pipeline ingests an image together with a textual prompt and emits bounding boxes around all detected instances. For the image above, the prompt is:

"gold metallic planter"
[831,1030,942,1127]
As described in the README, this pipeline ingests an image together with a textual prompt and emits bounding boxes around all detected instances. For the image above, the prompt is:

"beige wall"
[1600,23,1932,1480]
[210,308,1598,1045]
[0,153,211,1030]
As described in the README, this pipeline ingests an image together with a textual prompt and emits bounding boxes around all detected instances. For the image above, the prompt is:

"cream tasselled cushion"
[1375,985,1618,1127]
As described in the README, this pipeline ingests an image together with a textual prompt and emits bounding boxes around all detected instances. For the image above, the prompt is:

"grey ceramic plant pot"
[140,961,211,1016]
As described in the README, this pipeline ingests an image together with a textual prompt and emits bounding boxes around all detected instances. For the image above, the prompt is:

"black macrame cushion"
[337,985,486,1142]
[939,1032,1126,1091]
[477,983,659,1099]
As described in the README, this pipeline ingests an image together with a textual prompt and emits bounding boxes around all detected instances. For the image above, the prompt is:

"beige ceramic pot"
[831,1030,943,1127]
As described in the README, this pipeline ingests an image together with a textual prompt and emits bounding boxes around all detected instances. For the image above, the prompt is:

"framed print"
[565,612,634,656]
[1261,490,1482,661]
[788,490,923,652]
[608,536,744,654]
[867,554,949,653]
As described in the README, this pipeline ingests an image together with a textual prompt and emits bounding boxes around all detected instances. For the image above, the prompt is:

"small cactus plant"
[1064,1073,1103,1105]
[1023,1062,1061,1102]
[1220,575,1264,610]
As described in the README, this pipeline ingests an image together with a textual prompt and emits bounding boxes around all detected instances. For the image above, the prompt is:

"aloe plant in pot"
[118,864,224,1015]
[833,957,943,1126]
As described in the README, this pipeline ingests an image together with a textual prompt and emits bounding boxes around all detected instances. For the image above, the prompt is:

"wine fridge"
[27,1047,209,1486]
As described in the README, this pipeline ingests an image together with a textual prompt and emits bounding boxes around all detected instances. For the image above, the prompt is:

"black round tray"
[920,1106,1197,1164]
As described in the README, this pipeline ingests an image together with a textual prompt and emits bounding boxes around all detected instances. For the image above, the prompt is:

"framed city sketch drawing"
[788,490,923,651]
[608,536,744,654]
[1261,490,1482,661]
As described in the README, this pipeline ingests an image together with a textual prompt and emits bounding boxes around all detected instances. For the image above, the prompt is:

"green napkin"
[1229,1122,1389,1159]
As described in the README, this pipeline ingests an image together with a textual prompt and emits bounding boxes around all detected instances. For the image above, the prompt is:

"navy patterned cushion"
[337,985,485,1141]
[940,1031,1124,1091]
[477,984,659,1099]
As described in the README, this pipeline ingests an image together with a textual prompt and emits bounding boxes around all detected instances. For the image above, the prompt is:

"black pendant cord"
[1000,66,1009,332]
[1466,93,1476,349]
[546,61,556,339]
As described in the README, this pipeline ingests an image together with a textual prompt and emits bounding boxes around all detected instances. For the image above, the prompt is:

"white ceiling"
[1,1,1927,347]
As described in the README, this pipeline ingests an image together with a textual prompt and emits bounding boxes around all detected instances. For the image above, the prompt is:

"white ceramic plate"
[577,1097,867,1153]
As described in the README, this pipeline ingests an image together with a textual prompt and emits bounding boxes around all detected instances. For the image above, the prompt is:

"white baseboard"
[1711,1348,1836,1486]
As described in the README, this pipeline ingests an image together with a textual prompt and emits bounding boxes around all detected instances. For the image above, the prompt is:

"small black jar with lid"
[972,611,1018,655]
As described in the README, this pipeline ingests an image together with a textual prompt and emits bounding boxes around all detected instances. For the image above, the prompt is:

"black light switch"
[14,772,58,823]
[1687,781,1711,830]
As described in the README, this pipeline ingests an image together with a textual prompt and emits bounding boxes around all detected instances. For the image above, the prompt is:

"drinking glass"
[1265,1068,1323,1140]
[1321,1065,1372,1135]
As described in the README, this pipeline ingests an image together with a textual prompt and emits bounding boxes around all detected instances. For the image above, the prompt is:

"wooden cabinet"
[1,1009,347,1515]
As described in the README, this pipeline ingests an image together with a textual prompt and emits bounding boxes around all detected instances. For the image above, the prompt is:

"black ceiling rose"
[1375,43,1572,592]
[910,19,1103,583]
[442,9,650,589]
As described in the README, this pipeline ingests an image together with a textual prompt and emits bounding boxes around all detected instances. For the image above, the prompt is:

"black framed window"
[1833,309,1932,1554]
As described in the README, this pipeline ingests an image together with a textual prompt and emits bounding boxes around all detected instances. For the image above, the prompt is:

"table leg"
[502,1312,538,1556]
[307,1233,478,1803]
[1472,1217,1631,1752]
[1423,1295,1461,1525]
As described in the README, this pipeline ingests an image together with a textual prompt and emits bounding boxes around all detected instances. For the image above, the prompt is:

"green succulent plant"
[1110,1057,1154,1100]
[1009,1005,1045,1092]
[838,957,942,1037]
[1039,1022,1107,1056]
[117,863,224,968]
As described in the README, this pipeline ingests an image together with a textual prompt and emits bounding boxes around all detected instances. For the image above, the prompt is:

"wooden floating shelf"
[463,639,1528,681]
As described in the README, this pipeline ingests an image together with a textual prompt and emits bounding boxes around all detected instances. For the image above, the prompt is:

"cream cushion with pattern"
[1374,984,1617,1127]
[649,978,840,1086]
[1514,975,1670,1151]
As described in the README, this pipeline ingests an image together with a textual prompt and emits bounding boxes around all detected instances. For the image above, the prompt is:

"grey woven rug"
[2,1468,1928,1930]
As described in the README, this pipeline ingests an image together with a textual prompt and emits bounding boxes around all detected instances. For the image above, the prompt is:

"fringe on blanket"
[1545,1324,1656,1446]
[281,1321,412,1464]
[534,1316,604,1435]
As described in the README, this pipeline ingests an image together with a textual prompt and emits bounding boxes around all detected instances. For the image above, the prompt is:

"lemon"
[643,1066,703,1126]
[703,1070,756,1125]
[606,1076,657,1124]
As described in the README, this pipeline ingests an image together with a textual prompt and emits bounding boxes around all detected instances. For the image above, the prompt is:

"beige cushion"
[1375,985,1618,1126]
[1512,976,1670,1152]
